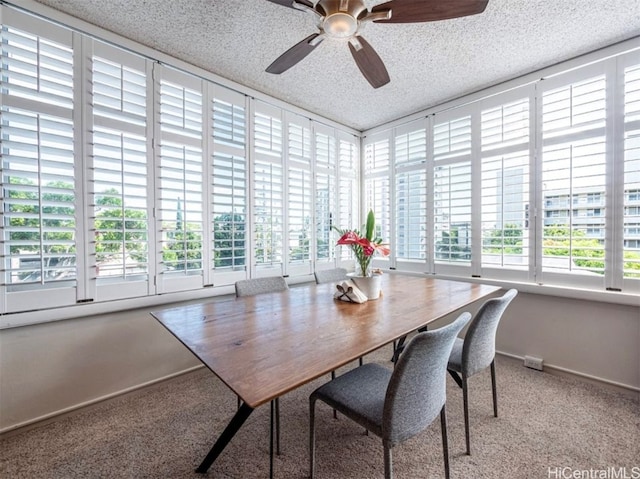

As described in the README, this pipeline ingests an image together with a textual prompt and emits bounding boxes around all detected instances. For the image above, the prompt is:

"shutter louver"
[433,116,471,161]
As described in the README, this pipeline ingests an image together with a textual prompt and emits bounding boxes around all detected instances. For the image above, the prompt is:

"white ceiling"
[26,0,640,131]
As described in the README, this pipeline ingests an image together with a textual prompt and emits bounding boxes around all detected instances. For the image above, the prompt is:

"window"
[156,67,204,293]
[480,94,531,276]
[336,133,359,263]
[315,124,337,264]
[363,133,391,269]
[361,51,638,295]
[286,113,312,275]
[433,113,473,274]
[0,7,361,321]
[253,101,284,273]
[394,121,428,267]
[211,86,247,285]
[623,61,640,281]
[540,72,607,287]
[1,14,77,312]
[91,42,150,300]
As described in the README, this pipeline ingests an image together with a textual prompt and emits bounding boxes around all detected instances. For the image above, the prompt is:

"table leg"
[196,402,254,473]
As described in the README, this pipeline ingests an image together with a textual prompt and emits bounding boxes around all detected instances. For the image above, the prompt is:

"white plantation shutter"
[211,86,247,285]
[622,59,640,289]
[480,93,531,279]
[286,113,312,275]
[315,124,337,264]
[156,67,204,293]
[433,162,472,262]
[433,115,471,160]
[394,120,427,268]
[90,42,151,300]
[363,132,391,269]
[336,133,359,264]
[253,101,284,273]
[540,68,607,288]
[1,14,77,312]
[432,111,473,274]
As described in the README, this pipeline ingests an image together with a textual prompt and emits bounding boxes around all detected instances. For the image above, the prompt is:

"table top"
[151,274,500,408]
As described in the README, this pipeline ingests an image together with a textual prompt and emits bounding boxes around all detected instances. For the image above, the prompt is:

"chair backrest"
[314,268,348,284]
[462,289,518,376]
[382,312,472,447]
[234,276,288,297]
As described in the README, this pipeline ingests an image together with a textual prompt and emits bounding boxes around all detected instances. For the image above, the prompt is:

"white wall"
[1,290,638,433]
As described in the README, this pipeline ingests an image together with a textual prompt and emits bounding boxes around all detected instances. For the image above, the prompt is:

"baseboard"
[497,351,640,398]
[0,365,205,436]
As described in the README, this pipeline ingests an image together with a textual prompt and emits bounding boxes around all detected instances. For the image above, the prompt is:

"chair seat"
[446,337,464,373]
[311,363,392,437]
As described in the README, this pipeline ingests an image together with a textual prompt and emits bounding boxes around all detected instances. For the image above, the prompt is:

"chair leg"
[270,400,275,479]
[330,371,337,419]
[309,398,316,479]
[383,444,393,479]
[358,356,363,366]
[440,405,450,479]
[490,359,498,417]
[462,374,471,455]
[275,397,281,455]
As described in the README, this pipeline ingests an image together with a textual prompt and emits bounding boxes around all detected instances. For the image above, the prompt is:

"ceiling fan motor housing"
[317,0,367,38]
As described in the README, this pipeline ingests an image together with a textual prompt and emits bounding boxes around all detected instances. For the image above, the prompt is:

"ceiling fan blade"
[348,36,390,89]
[372,0,488,23]
[264,0,313,9]
[266,34,323,74]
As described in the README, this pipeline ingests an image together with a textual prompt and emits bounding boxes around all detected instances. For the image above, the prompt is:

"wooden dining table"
[151,274,500,475]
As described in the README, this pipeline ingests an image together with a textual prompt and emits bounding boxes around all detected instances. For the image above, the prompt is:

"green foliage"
[213,213,246,268]
[436,229,471,260]
[482,223,523,255]
[162,227,202,270]
[94,189,148,264]
[543,224,604,273]
[6,178,76,281]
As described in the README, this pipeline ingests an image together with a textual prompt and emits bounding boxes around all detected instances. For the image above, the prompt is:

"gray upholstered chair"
[235,276,288,297]
[234,276,289,467]
[447,288,518,455]
[313,267,348,285]
[309,312,472,479]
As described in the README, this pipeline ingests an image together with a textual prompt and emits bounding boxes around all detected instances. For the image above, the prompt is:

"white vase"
[349,273,383,300]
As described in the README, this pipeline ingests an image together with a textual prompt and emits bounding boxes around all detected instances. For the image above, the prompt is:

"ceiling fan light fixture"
[323,13,358,38]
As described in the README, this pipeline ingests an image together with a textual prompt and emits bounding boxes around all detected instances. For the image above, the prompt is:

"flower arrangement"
[335,210,390,277]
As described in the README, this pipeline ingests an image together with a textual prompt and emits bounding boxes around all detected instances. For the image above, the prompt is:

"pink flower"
[337,231,360,245]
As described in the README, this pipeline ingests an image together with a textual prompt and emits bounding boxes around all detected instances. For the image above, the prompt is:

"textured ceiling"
[24,0,640,130]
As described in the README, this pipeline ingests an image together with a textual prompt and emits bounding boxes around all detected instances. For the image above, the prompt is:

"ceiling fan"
[265,0,489,89]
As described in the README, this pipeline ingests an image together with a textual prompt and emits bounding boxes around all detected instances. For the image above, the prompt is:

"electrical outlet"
[524,355,544,371]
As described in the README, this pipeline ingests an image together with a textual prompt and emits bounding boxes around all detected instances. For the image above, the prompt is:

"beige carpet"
[1,347,638,479]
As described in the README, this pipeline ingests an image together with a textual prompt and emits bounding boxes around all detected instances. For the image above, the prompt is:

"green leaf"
[365,210,375,241]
